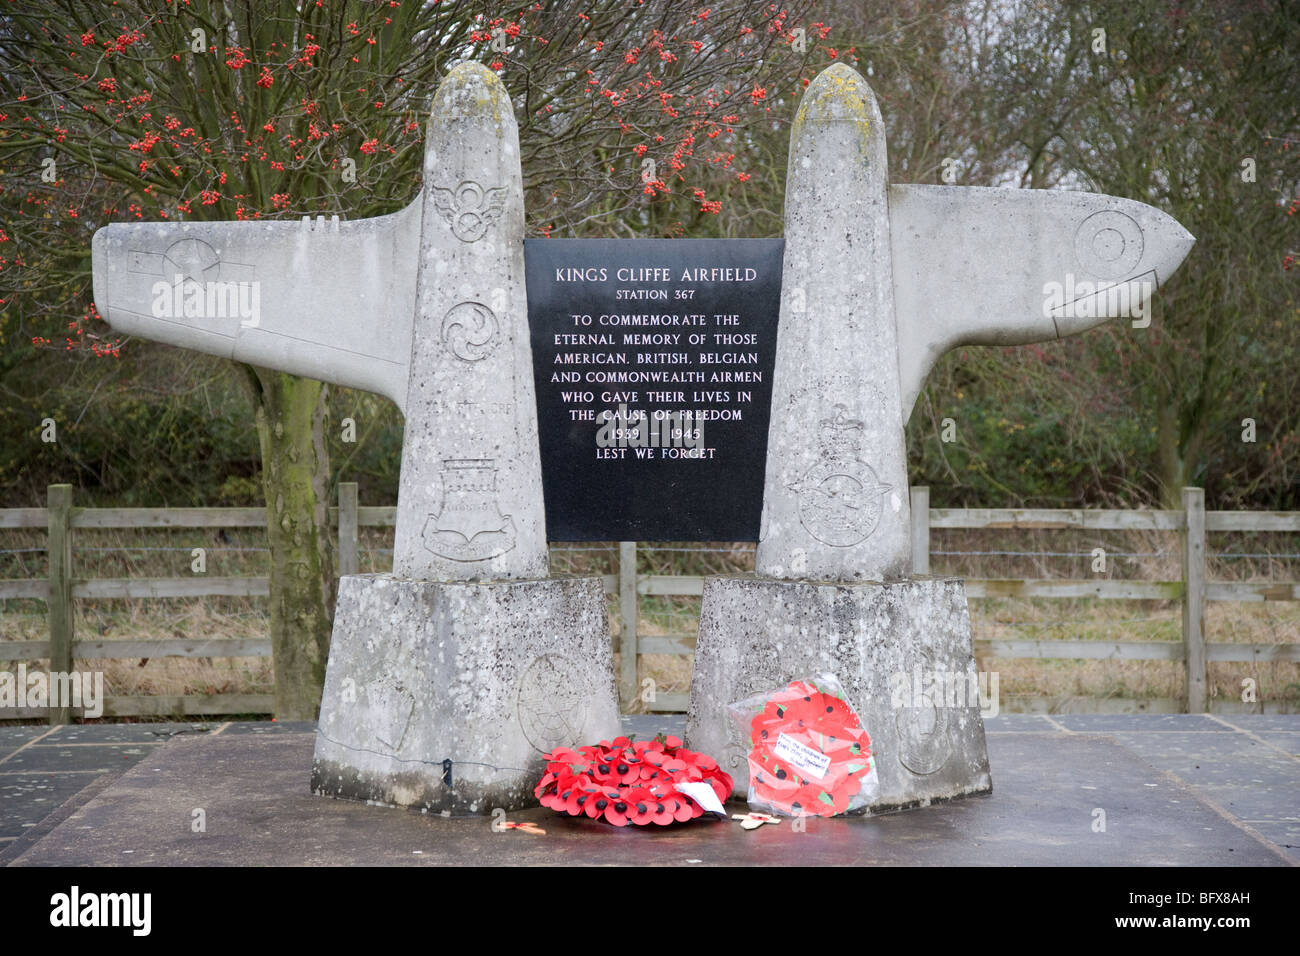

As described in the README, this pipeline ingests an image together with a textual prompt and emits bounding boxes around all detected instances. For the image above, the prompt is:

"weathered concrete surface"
[755,64,1195,585]
[889,184,1196,420]
[11,722,1293,866]
[708,62,1197,824]
[91,199,420,409]
[686,574,991,812]
[312,573,618,814]
[393,63,546,581]
[758,64,911,584]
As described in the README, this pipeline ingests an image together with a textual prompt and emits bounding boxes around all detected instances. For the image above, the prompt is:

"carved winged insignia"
[428,180,509,242]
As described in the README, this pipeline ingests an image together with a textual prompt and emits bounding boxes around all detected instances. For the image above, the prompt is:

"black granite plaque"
[525,238,784,541]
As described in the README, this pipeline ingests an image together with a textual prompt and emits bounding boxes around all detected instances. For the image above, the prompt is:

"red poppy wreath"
[535,735,733,827]
[743,678,876,817]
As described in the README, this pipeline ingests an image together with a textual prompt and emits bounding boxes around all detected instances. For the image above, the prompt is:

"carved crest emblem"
[365,676,416,756]
[788,405,891,547]
[422,459,516,561]
[429,180,508,242]
[516,654,589,754]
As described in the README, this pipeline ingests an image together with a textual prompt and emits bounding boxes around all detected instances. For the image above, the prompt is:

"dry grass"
[1,524,1298,715]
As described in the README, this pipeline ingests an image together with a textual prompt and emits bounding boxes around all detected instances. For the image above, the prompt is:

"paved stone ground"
[1,714,1296,866]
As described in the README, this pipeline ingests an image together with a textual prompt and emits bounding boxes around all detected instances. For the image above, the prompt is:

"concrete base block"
[312,573,618,814]
[686,574,992,812]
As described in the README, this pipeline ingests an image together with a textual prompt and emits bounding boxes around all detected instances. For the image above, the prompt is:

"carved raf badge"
[787,405,892,548]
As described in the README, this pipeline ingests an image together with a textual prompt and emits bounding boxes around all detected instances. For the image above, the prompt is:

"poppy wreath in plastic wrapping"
[535,735,733,826]
[747,679,874,816]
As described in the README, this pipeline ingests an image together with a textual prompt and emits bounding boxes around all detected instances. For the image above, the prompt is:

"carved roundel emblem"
[895,697,952,776]
[517,654,589,754]
[441,301,500,362]
[895,651,954,777]
[1074,210,1144,279]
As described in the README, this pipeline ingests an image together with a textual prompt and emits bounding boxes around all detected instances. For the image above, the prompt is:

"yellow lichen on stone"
[801,69,873,123]
[431,61,511,127]
[785,66,878,170]
[791,64,878,160]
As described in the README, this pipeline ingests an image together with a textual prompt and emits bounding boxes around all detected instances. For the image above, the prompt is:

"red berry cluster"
[535,735,733,827]
[748,680,873,817]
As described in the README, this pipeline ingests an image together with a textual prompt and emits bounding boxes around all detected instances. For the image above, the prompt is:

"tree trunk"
[1157,392,1208,511]
[249,368,335,719]
[1157,400,1186,510]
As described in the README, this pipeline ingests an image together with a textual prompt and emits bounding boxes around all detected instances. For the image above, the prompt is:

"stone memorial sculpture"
[92,63,620,814]
[90,57,1194,817]
[685,64,1194,810]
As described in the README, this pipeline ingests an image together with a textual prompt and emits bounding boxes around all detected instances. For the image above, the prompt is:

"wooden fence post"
[47,484,74,724]
[618,541,638,711]
[910,485,930,575]
[338,482,359,577]
[1181,486,1207,712]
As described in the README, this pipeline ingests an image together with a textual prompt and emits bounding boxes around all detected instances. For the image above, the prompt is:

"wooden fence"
[2,483,1297,721]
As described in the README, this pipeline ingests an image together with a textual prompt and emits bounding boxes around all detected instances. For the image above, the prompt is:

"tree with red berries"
[0,0,827,716]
